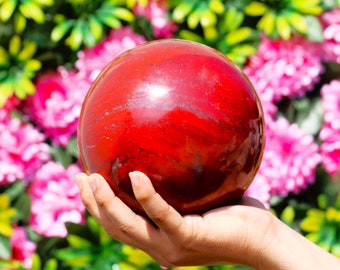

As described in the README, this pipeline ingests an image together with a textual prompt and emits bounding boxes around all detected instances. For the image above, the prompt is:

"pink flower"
[24,70,87,146]
[29,161,85,237]
[320,8,340,63]
[0,115,50,185]
[133,0,177,38]
[10,226,37,269]
[245,174,271,209]
[76,27,147,83]
[244,35,324,101]
[320,79,340,176]
[257,118,321,196]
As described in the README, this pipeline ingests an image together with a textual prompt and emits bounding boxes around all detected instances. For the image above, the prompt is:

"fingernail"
[129,171,141,187]
[89,178,97,192]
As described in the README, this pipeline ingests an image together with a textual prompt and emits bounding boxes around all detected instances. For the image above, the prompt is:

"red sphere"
[78,39,265,216]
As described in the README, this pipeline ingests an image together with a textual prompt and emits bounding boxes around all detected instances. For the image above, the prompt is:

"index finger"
[129,171,186,236]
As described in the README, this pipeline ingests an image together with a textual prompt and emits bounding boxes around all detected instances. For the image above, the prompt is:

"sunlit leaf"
[0,47,9,64]
[51,20,74,42]
[13,12,26,33]
[287,12,308,34]
[24,59,42,73]
[280,205,295,225]
[209,0,224,14]
[178,29,205,43]
[67,234,93,249]
[18,41,37,60]
[89,16,103,41]
[200,9,216,27]
[65,21,84,50]
[101,15,122,29]
[258,12,275,36]
[203,25,218,41]
[55,248,93,266]
[225,27,252,46]
[305,15,324,42]
[276,16,291,40]
[222,6,244,32]
[172,1,194,22]
[112,7,134,22]
[9,35,21,55]
[244,1,267,16]
[187,9,201,29]
[19,2,45,23]
[43,258,58,270]
[15,77,36,98]
[0,0,17,21]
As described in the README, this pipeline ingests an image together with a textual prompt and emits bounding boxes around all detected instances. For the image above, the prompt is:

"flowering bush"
[0,0,340,269]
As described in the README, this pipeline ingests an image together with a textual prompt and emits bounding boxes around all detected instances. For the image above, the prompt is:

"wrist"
[254,214,340,270]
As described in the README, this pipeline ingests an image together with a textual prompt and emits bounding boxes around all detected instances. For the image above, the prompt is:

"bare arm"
[75,171,340,269]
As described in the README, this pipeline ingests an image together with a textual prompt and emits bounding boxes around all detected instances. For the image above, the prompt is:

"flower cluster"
[0,0,340,269]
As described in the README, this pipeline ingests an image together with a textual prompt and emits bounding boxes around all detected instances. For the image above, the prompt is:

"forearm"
[255,216,340,270]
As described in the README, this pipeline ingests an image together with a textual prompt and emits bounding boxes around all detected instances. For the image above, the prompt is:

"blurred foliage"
[0,0,340,269]
[51,0,135,50]
[0,35,41,105]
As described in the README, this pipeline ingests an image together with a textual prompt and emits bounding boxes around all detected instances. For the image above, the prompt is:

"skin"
[75,171,340,269]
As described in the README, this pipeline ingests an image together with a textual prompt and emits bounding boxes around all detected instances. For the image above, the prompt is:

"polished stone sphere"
[78,39,265,216]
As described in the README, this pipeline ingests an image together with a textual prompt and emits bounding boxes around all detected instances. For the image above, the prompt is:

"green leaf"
[43,258,58,270]
[276,16,291,40]
[65,21,84,50]
[225,27,252,46]
[280,205,295,224]
[0,0,17,21]
[112,7,134,22]
[172,1,195,22]
[13,12,26,33]
[222,6,244,32]
[305,15,324,42]
[30,253,41,270]
[18,41,37,60]
[82,22,96,48]
[178,29,205,43]
[19,2,45,23]
[318,194,329,209]
[258,12,275,36]
[51,20,73,42]
[200,9,216,27]
[295,98,323,135]
[89,16,103,42]
[66,137,79,158]
[14,193,31,222]
[244,1,267,16]
[100,15,122,29]
[3,180,25,201]
[55,248,93,266]
[50,145,73,167]
[187,9,201,29]
[9,35,21,55]
[209,0,224,14]
[0,235,10,260]
[203,25,218,41]
[67,234,93,249]
[287,12,308,34]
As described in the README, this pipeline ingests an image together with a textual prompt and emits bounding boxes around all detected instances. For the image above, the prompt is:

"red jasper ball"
[78,39,265,216]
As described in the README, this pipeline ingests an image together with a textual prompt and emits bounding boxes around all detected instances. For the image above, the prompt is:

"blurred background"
[0,0,340,269]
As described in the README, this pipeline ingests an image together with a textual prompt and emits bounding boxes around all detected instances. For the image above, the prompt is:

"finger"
[129,171,185,235]
[75,173,144,248]
[89,173,159,248]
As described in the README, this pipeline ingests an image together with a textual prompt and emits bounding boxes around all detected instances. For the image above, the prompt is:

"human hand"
[75,171,277,268]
